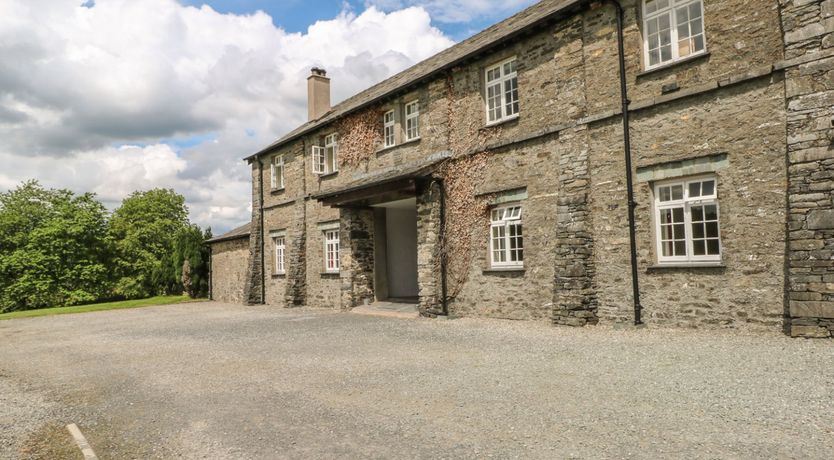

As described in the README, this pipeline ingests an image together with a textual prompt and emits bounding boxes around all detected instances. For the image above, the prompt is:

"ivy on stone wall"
[335,107,384,169]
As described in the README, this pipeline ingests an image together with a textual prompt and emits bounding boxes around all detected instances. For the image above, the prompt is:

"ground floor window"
[273,236,285,274]
[490,204,523,268]
[324,229,340,272]
[654,175,721,264]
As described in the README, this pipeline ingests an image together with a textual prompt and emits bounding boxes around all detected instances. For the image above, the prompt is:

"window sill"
[483,114,519,129]
[318,171,338,179]
[636,52,711,79]
[272,273,286,278]
[483,267,525,275]
[321,271,340,277]
[647,262,725,272]
[270,187,285,195]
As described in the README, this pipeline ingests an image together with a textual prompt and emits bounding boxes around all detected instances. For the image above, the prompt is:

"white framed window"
[324,133,338,173]
[383,110,395,148]
[643,0,706,70]
[324,229,340,273]
[485,56,519,125]
[273,235,286,274]
[654,176,721,264]
[271,155,284,189]
[404,100,420,141]
[490,204,523,268]
[312,146,325,174]
[312,134,338,175]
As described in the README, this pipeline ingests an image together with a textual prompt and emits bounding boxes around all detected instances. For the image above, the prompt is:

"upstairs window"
[654,176,721,264]
[312,134,338,175]
[643,0,705,69]
[490,204,523,268]
[271,155,284,189]
[324,229,340,273]
[485,57,519,124]
[383,110,395,148]
[404,100,420,141]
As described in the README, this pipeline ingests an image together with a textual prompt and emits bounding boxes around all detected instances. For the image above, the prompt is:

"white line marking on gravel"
[66,423,98,460]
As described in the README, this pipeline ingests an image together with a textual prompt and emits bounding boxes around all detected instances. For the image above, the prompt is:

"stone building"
[207,223,250,304]
[213,0,834,337]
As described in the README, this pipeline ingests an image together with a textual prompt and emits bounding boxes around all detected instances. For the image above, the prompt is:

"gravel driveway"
[1,301,832,459]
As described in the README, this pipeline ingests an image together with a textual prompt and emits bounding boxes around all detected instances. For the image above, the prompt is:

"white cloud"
[0,0,454,233]
[364,0,537,23]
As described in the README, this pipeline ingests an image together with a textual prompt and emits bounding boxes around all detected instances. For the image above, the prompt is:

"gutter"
[606,0,643,325]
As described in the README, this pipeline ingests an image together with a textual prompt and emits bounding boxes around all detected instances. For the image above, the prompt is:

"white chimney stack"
[307,67,331,121]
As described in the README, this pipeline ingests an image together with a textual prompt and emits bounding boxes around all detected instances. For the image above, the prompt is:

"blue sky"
[179,0,532,40]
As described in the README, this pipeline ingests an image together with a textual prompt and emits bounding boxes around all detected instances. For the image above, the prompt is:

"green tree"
[108,189,189,299]
[0,181,111,312]
[165,225,212,298]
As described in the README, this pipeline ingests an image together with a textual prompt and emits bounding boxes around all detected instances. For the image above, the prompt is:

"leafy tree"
[165,225,211,298]
[108,189,189,298]
[0,181,111,312]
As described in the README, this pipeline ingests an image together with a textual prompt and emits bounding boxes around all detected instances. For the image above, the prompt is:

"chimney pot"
[307,67,331,121]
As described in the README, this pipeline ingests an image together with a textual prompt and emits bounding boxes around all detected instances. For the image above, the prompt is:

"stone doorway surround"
[311,152,450,317]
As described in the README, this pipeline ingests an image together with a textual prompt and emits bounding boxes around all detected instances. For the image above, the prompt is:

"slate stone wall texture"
[209,237,249,304]
[780,0,834,337]
[233,0,833,336]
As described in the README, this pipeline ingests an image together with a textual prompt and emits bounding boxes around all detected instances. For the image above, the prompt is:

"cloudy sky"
[0,0,536,234]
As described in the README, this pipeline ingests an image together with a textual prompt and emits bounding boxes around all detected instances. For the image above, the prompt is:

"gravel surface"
[1,301,832,459]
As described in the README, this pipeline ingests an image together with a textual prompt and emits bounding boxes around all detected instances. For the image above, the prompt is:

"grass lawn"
[0,295,198,321]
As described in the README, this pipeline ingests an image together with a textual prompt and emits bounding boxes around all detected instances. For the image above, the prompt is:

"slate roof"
[206,222,251,244]
[244,0,581,161]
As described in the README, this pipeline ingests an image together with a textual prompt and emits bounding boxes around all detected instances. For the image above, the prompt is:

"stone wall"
[416,180,444,316]
[781,0,834,337]
[243,160,264,305]
[210,237,249,304]
[339,208,375,309]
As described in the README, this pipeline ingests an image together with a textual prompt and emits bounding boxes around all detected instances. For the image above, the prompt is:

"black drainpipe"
[437,178,449,316]
[606,0,643,325]
[258,155,266,304]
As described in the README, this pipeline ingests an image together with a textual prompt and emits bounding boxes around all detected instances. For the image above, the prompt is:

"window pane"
[662,240,673,256]
[693,34,704,52]
[661,45,672,62]
[673,224,686,240]
[693,240,706,256]
[660,28,671,46]
[674,241,686,256]
[692,205,704,221]
[692,222,705,239]
[659,13,670,31]
[660,208,672,224]
[689,1,701,19]
[701,180,714,197]
[671,185,683,200]
[689,182,701,198]
[659,186,671,202]
[672,206,684,222]
[706,222,719,238]
[649,49,660,66]
[704,204,718,221]
[648,18,658,35]
[679,39,691,57]
[707,239,720,255]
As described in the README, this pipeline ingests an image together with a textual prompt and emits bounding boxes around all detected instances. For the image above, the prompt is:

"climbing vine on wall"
[335,107,384,169]
[435,71,504,299]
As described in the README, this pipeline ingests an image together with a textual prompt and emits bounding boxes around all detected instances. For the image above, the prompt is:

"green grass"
[0,295,198,321]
